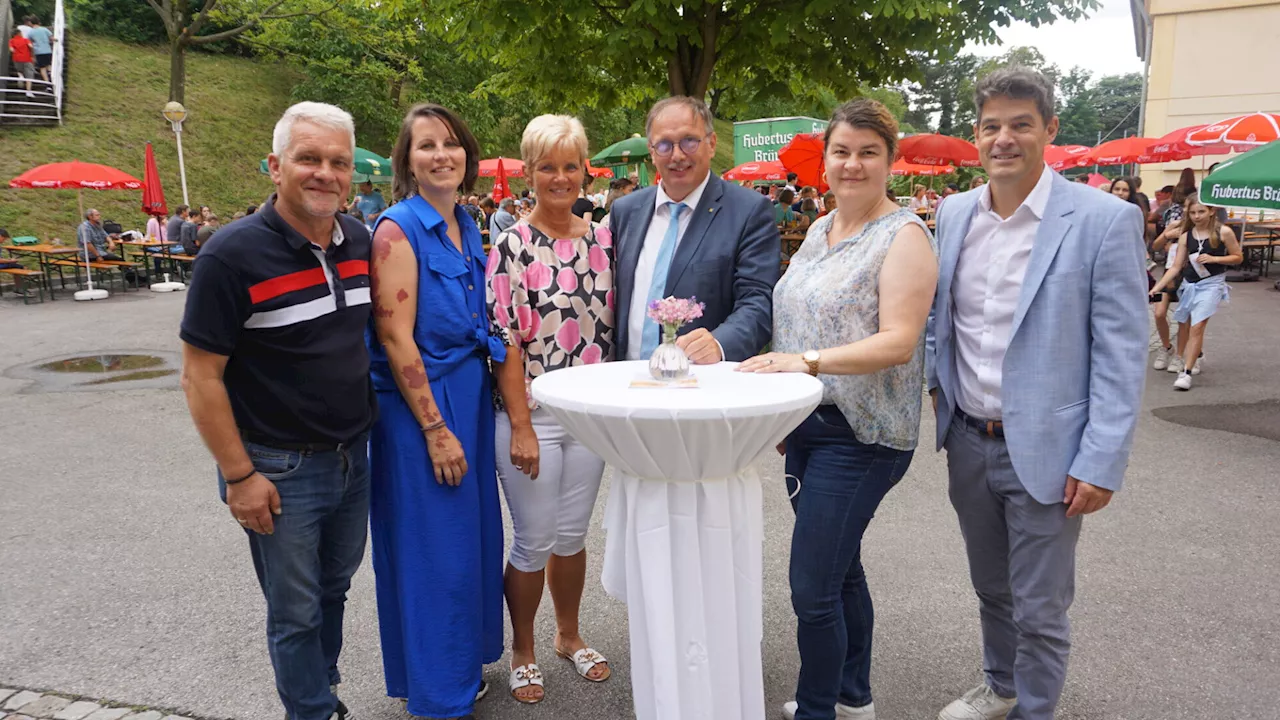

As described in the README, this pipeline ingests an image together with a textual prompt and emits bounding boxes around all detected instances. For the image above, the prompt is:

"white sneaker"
[938,684,1016,720]
[1174,372,1192,391]
[26,91,35,98]
[782,699,876,720]
[1166,355,1183,374]
[1152,346,1171,371]
[1190,355,1203,376]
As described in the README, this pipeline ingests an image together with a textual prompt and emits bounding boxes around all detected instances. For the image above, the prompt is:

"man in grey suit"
[927,68,1147,720]
[610,96,778,363]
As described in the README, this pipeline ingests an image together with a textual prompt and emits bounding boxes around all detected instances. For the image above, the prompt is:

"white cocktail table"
[531,361,823,720]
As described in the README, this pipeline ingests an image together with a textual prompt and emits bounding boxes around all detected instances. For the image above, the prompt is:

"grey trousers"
[944,417,1082,720]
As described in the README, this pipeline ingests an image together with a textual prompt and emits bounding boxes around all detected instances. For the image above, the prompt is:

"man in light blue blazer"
[926,68,1148,720]
[610,96,778,363]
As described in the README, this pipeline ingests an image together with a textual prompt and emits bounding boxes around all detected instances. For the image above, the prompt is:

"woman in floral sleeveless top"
[739,99,938,720]
[485,114,614,704]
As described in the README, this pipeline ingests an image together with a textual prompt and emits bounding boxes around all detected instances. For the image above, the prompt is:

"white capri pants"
[496,407,606,573]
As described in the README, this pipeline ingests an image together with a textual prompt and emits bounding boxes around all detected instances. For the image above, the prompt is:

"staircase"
[0,0,65,127]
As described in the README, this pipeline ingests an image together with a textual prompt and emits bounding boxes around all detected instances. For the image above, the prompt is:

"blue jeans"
[218,435,370,720]
[785,406,914,720]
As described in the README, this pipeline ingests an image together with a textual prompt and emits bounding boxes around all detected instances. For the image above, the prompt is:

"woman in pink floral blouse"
[485,114,614,704]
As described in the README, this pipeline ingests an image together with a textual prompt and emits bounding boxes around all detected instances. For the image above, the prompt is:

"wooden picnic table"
[2,244,80,300]
[118,239,180,269]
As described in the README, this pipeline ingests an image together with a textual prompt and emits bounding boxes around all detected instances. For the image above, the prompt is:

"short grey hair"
[271,101,356,157]
[645,96,715,138]
[500,197,516,210]
[85,208,98,219]
[973,67,1056,125]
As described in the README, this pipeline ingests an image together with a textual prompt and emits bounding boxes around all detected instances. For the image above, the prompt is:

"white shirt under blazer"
[926,168,1149,504]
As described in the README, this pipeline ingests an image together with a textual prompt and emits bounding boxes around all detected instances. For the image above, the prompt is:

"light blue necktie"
[639,201,687,358]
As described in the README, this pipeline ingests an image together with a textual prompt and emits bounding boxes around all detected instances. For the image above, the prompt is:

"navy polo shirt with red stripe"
[180,195,375,445]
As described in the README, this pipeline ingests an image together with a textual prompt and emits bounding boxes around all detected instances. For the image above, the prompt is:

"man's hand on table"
[675,328,723,365]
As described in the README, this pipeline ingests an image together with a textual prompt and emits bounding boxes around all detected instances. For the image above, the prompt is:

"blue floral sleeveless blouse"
[773,208,936,451]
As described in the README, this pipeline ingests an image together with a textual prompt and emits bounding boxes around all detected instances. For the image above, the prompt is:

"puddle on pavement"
[39,354,166,373]
[1152,400,1280,442]
[7,351,182,393]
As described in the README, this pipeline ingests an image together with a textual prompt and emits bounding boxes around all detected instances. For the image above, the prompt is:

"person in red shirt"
[8,28,36,97]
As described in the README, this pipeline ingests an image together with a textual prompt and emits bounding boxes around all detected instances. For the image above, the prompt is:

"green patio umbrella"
[1200,140,1280,211]
[258,147,394,184]
[592,135,650,165]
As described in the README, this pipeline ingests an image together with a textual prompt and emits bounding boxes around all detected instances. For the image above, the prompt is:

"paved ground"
[1,281,1278,720]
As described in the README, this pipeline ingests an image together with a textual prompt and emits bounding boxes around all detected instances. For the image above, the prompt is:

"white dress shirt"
[625,172,711,361]
[952,164,1053,420]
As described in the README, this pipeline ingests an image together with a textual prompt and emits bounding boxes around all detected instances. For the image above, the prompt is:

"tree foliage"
[906,45,1141,149]
[416,0,1098,115]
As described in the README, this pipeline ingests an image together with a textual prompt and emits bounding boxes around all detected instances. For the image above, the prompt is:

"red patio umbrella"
[1086,173,1111,188]
[1143,124,1232,158]
[897,134,981,168]
[723,160,788,182]
[491,157,511,204]
[1043,144,1093,171]
[1084,137,1188,166]
[585,162,613,179]
[10,161,144,190]
[1185,112,1280,147]
[141,143,168,217]
[891,159,955,176]
[478,157,524,177]
[778,133,828,193]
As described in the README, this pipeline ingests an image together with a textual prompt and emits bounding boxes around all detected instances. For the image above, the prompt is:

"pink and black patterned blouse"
[485,219,615,409]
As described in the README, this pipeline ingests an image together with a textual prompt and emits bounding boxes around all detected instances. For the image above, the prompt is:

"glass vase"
[648,326,690,381]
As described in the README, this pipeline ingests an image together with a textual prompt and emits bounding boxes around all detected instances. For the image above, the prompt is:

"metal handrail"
[52,0,64,124]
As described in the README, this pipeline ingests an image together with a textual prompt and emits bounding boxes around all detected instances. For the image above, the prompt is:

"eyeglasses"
[650,133,711,158]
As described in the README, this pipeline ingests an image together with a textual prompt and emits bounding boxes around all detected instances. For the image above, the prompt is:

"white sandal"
[509,663,544,704]
[556,646,611,682]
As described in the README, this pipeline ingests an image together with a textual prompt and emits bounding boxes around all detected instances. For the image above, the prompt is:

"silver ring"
[237,518,249,525]
[767,359,774,365]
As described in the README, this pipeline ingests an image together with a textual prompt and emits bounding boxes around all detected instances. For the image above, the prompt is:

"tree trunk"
[708,87,724,116]
[169,37,186,103]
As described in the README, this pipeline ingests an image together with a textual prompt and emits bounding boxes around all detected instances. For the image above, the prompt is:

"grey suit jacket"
[611,173,780,361]
[925,171,1148,504]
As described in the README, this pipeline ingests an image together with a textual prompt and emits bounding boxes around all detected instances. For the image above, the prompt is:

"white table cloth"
[531,361,823,720]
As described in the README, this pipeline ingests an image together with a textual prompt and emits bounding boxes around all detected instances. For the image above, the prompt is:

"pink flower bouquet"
[647,296,705,344]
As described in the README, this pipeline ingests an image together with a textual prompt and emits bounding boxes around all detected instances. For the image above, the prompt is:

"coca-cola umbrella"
[585,162,613,179]
[491,157,512,205]
[1043,144,1093,171]
[897,134,981,168]
[1084,136,1189,166]
[141,143,168,217]
[891,159,955,176]
[778,133,828,193]
[9,161,145,301]
[479,157,525,177]
[723,160,788,182]
[1146,124,1232,158]
[1185,112,1280,148]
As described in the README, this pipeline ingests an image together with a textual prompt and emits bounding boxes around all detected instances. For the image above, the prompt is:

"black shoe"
[330,700,352,720]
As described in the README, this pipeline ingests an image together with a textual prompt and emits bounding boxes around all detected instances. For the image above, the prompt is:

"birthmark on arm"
[372,234,393,263]
[402,359,428,389]
[416,396,441,424]
[374,307,393,319]
[396,288,409,303]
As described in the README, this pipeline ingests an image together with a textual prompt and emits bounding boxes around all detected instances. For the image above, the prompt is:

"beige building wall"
[1138,0,1280,189]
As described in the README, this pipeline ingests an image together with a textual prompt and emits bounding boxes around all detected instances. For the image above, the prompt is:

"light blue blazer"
[925,171,1148,504]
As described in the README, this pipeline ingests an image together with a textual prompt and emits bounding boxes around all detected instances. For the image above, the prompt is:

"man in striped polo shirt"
[180,102,373,720]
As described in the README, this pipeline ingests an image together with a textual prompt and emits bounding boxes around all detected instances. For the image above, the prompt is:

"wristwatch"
[803,350,821,376]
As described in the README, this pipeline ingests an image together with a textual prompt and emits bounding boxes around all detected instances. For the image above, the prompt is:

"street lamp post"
[163,101,190,206]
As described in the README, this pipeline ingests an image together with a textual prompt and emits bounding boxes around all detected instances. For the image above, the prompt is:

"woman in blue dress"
[366,103,505,719]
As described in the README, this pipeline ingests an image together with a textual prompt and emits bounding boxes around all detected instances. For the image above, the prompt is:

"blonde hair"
[520,114,589,169]
[1179,196,1224,249]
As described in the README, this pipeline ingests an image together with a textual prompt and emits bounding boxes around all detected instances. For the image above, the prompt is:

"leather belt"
[954,408,1005,439]
[240,429,358,454]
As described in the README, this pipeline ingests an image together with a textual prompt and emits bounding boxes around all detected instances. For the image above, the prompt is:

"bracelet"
[225,468,257,485]
[421,419,447,434]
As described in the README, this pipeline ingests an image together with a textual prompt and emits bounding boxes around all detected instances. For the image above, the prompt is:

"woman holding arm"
[739,99,938,720]
[1149,196,1241,390]
[486,114,614,704]
[366,103,505,719]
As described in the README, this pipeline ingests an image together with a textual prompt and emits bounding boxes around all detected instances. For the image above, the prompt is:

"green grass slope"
[0,35,294,241]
